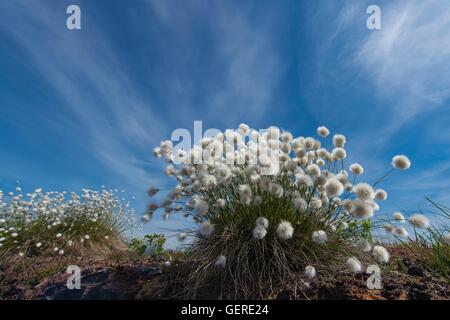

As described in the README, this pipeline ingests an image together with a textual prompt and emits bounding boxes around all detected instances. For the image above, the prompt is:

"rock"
[44,267,163,300]
[407,265,427,277]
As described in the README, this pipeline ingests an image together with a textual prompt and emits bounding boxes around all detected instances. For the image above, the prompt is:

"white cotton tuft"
[332,147,346,160]
[194,198,209,216]
[253,225,267,240]
[216,199,226,209]
[306,164,321,177]
[392,155,411,170]
[238,184,252,205]
[317,126,330,137]
[199,221,215,238]
[393,212,406,223]
[443,233,450,245]
[375,189,388,201]
[372,246,390,264]
[304,265,316,280]
[293,197,307,211]
[256,217,269,228]
[354,183,375,200]
[324,178,344,197]
[349,163,364,175]
[276,220,294,240]
[304,137,315,149]
[333,134,346,147]
[347,257,363,274]
[355,238,372,252]
[342,199,353,211]
[384,224,395,234]
[351,200,374,219]
[408,214,430,229]
[215,255,227,268]
[238,123,250,134]
[285,160,298,172]
[312,230,328,244]
[178,232,188,242]
[281,131,293,143]
[395,227,408,238]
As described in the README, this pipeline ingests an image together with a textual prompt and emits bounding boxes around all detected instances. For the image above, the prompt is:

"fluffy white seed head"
[332,147,347,160]
[347,257,363,274]
[285,160,298,172]
[293,197,307,211]
[256,217,269,228]
[306,164,321,177]
[238,123,250,134]
[395,227,408,238]
[408,214,430,229]
[317,126,330,137]
[351,200,374,219]
[324,178,344,197]
[216,198,226,209]
[304,265,316,280]
[392,155,411,170]
[342,199,353,211]
[194,198,209,216]
[178,232,188,242]
[276,220,294,240]
[333,134,346,147]
[384,224,395,234]
[372,246,390,264]
[304,137,315,149]
[375,189,388,201]
[199,221,215,238]
[349,163,364,175]
[444,233,450,245]
[312,230,328,244]
[354,183,375,200]
[253,225,267,240]
[215,255,227,268]
[355,238,372,252]
[393,212,406,222]
[281,131,293,143]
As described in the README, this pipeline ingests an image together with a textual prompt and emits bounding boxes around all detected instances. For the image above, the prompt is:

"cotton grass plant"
[0,187,136,259]
[148,124,411,298]
[393,198,450,280]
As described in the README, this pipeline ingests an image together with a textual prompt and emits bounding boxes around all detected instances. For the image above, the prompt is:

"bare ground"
[0,250,448,300]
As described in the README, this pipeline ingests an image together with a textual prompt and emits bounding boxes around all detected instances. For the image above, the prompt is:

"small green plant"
[128,238,147,256]
[128,233,166,256]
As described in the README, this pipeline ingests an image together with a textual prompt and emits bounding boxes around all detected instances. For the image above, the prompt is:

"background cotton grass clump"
[146,124,412,298]
[0,186,137,258]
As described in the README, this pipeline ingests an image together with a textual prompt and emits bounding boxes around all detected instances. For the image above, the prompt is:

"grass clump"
[397,198,450,281]
[0,187,136,259]
[147,124,411,298]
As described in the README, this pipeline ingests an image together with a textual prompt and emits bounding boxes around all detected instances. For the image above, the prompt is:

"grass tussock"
[398,199,450,281]
[0,187,136,259]
[148,124,410,298]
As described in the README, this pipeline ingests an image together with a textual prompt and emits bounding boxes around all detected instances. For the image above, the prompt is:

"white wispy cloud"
[0,1,286,242]
[356,0,450,133]
[146,0,284,126]
[0,1,165,197]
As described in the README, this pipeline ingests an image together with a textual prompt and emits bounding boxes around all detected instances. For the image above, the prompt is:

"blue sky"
[1,0,449,243]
